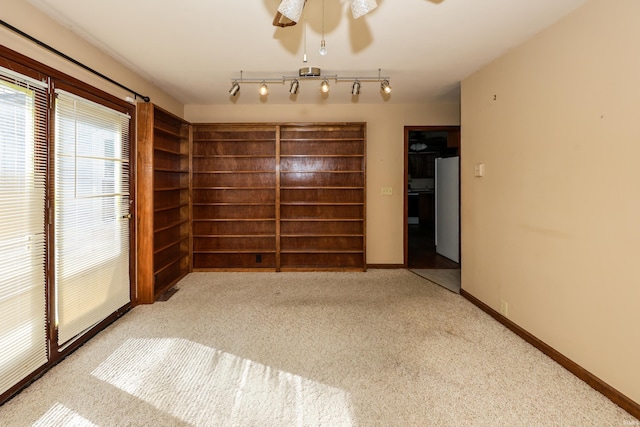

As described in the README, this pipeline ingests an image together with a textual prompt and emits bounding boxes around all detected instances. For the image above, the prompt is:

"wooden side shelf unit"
[137,103,191,303]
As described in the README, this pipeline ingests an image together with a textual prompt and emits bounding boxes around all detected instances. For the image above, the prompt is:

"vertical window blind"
[54,89,131,345]
[0,67,48,396]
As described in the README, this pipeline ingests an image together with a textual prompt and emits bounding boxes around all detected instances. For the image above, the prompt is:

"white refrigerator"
[435,156,460,263]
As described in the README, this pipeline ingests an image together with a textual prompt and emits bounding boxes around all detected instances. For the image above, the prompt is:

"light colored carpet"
[411,269,461,293]
[0,270,636,426]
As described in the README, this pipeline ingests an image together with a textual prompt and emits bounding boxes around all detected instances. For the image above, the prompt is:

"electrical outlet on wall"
[499,300,509,317]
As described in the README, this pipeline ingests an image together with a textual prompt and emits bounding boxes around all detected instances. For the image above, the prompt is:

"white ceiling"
[28,0,587,106]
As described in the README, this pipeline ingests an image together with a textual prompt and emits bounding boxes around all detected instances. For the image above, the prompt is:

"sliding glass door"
[54,90,131,345]
[0,70,48,396]
[0,50,134,402]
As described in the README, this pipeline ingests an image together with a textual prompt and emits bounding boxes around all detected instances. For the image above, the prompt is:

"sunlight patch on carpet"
[33,403,98,427]
[91,338,354,426]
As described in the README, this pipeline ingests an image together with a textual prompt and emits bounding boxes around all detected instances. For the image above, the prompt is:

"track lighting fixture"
[259,81,268,96]
[229,81,240,96]
[289,79,299,94]
[229,68,390,98]
[381,79,392,94]
[352,80,361,96]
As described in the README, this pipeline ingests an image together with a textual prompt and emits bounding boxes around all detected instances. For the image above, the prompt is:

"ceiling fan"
[273,0,378,27]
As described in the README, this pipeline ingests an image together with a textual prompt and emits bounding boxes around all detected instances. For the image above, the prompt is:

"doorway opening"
[404,126,461,292]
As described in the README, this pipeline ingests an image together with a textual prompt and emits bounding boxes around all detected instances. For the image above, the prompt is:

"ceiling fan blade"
[273,11,298,27]
[275,0,307,26]
[351,0,378,19]
[273,0,375,28]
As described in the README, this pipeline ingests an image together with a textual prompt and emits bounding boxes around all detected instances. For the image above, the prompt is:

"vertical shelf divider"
[136,103,155,304]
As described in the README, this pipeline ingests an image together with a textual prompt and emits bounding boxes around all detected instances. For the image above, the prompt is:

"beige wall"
[185,103,460,264]
[0,0,183,116]
[461,0,640,403]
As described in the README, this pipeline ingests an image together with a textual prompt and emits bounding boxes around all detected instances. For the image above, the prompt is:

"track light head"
[319,40,327,56]
[259,81,268,96]
[320,79,330,93]
[381,79,391,94]
[289,79,299,94]
[352,80,361,96]
[229,81,240,96]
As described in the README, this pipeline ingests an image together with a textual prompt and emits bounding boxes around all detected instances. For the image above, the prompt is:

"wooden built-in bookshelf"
[137,103,191,303]
[190,123,366,271]
[137,120,365,289]
[191,125,277,270]
[279,124,366,270]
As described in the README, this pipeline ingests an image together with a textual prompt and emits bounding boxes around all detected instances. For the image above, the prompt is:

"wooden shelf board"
[280,171,363,174]
[193,170,276,174]
[154,167,189,173]
[192,139,275,143]
[154,202,189,213]
[154,125,184,139]
[279,267,366,272]
[281,234,363,237]
[154,186,189,192]
[280,154,364,158]
[193,218,275,222]
[194,234,276,238]
[279,202,363,206]
[192,154,275,158]
[193,203,275,206]
[154,236,189,255]
[154,145,184,156]
[192,186,275,190]
[154,218,189,233]
[154,253,189,276]
[192,267,276,273]
[280,218,363,222]
[280,138,364,142]
[193,250,277,254]
[280,250,364,254]
[280,186,363,190]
